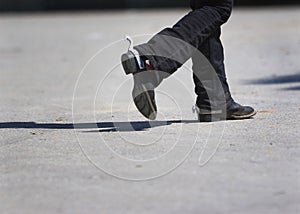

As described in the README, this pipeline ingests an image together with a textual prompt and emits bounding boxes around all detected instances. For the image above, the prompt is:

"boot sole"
[228,110,257,120]
[199,110,257,122]
[133,85,157,120]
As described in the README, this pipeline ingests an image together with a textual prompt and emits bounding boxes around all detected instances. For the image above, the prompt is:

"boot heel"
[198,113,225,122]
[121,52,138,75]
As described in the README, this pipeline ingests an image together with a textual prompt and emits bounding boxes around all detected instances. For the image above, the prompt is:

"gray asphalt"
[1,7,300,214]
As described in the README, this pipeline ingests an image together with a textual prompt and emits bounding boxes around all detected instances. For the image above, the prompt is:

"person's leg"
[193,27,234,111]
[192,26,256,122]
[134,0,233,74]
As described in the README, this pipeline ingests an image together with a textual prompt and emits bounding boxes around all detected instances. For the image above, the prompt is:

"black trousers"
[135,0,234,110]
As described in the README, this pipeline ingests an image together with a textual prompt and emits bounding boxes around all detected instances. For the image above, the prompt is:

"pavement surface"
[1,7,300,214]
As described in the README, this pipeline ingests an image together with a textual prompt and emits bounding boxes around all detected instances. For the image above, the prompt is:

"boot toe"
[227,105,256,119]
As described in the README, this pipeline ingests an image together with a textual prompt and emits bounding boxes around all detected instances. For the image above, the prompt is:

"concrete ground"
[0,7,300,214]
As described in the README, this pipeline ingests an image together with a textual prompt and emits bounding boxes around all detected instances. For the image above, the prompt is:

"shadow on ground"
[249,73,300,90]
[0,120,199,132]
